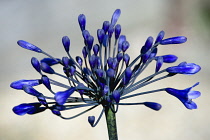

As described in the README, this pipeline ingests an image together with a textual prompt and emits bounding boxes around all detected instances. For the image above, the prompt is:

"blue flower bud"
[41,62,55,74]
[155,56,163,72]
[31,57,41,73]
[166,62,201,75]
[150,48,158,58]
[82,46,88,58]
[111,9,121,26]
[160,54,178,63]
[76,56,83,66]
[41,75,51,90]
[103,35,109,47]
[141,36,153,54]
[27,107,46,115]
[122,41,130,52]
[13,103,41,115]
[123,67,132,85]
[88,116,95,127]
[10,79,41,90]
[142,50,151,63]
[23,85,42,97]
[82,30,90,42]
[118,35,126,52]
[87,35,94,50]
[117,53,123,62]
[97,29,105,44]
[54,87,76,105]
[95,69,104,78]
[62,57,70,67]
[89,55,96,68]
[107,57,113,68]
[115,24,121,40]
[112,90,120,103]
[102,85,109,96]
[37,96,48,107]
[106,68,115,78]
[160,36,187,45]
[69,66,76,76]
[17,40,42,53]
[102,21,110,33]
[144,102,162,111]
[123,54,130,66]
[112,58,118,70]
[62,36,70,52]
[165,82,200,109]
[108,25,114,38]
[155,30,165,44]
[78,14,86,31]
[93,44,100,55]
[40,58,60,66]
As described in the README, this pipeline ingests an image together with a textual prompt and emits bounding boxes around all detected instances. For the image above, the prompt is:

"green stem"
[105,105,118,140]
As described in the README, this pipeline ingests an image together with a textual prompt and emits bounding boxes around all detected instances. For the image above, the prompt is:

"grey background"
[1,0,210,140]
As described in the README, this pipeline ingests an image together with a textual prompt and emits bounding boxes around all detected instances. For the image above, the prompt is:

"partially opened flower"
[11,9,201,140]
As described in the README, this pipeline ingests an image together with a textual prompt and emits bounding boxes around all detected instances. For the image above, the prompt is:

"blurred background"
[1,0,210,140]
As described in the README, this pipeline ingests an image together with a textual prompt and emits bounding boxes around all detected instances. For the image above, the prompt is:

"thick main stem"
[105,105,118,140]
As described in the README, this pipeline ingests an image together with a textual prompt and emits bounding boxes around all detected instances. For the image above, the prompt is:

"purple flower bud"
[166,62,201,75]
[13,103,41,116]
[69,66,76,76]
[123,67,132,85]
[95,69,104,78]
[115,24,121,39]
[76,56,83,66]
[97,29,105,44]
[78,14,86,31]
[111,9,121,26]
[141,36,153,54]
[155,30,165,44]
[117,53,123,62]
[23,85,42,97]
[10,79,41,90]
[102,85,109,96]
[108,25,114,38]
[123,54,130,66]
[142,50,151,63]
[17,40,42,53]
[150,48,158,58]
[62,36,70,52]
[118,35,126,52]
[41,62,55,74]
[160,36,187,45]
[31,57,41,73]
[103,35,109,47]
[41,75,51,90]
[155,56,163,72]
[160,54,178,63]
[102,21,110,33]
[40,58,60,66]
[107,57,113,68]
[112,90,120,103]
[82,30,90,42]
[165,82,200,109]
[144,102,162,111]
[37,96,48,107]
[93,44,100,55]
[87,35,94,50]
[106,68,115,78]
[112,58,118,70]
[88,116,95,127]
[89,55,96,68]
[54,87,75,105]
[122,41,130,52]
[62,57,70,67]
[27,107,46,115]
[82,46,88,58]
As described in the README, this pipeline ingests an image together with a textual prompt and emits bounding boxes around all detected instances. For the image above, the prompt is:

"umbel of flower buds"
[11,9,201,129]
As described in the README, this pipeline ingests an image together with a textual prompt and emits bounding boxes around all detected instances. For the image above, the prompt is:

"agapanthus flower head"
[12,9,201,128]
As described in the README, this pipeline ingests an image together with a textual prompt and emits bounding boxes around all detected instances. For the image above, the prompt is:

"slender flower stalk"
[11,9,201,140]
